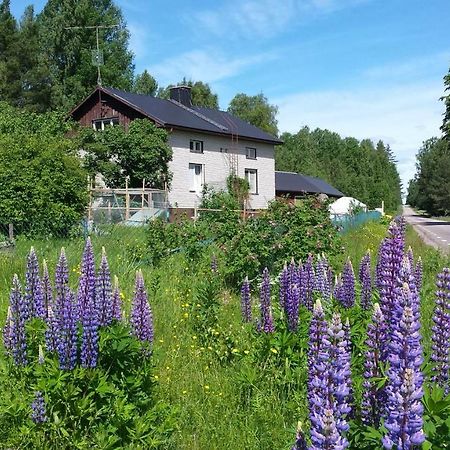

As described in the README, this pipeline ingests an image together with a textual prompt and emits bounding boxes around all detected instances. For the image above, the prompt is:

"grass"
[1,218,449,448]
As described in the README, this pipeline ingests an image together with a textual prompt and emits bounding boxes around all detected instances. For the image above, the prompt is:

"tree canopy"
[133,70,158,96]
[442,68,450,141]
[276,127,402,212]
[227,93,278,136]
[158,79,219,109]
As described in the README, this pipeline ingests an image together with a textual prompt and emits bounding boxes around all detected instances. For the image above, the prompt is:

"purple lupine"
[42,259,58,353]
[300,255,315,310]
[431,268,450,387]
[279,263,289,308]
[111,275,123,322]
[41,260,53,319]
[257,267,274,333]
[55,248,69,300]
[315,255,331,300]
[77,237,96,318]
[382,283,424,449]
[31,391,47,424]
[310,408,348,450]
[241,276,252,323]
[333,274,344,304]
[359,251,372,309]
[328,313,351,436]
[130,270,154,354]
[291,422,307,450]
[340,258,355,308]
[285,284,300,332]
[362,303,387,427]
[415,257,423,292]
[45,302,58,353]
[406,246,414,272]
[2,306,12,353]
[97,247,113,327]
[8,275,28,366]
[25,247,45,320]
[375,238,388,291]
[56,289,78,370]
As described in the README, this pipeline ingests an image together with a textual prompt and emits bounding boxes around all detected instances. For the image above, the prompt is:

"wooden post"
[381,200,385,216]
[125,177,130,220]
[8,223,14,241]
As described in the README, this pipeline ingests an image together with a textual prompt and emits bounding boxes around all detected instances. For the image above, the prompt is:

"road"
[403,205,450,254]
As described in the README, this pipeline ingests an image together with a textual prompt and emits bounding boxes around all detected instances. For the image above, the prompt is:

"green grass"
[1,219,449,448]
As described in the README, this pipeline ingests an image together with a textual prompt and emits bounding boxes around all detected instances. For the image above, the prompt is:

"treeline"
[276,127,402,212]
[407,68,450,216]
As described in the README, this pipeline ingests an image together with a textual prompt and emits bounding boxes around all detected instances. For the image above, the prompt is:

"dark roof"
[72,87,282,145]
[275,171,344,198]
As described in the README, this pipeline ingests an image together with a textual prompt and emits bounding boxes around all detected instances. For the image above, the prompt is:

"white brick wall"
[168,130,275,209]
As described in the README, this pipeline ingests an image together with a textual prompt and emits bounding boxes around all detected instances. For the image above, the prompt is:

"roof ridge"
[168,99,228,132]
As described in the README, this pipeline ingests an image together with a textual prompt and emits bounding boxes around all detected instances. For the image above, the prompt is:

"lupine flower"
[111,275,123,322]
[55,248,69,301]
[241,276,252,323]
[431,268,450,387]
[31,391,47,424]
[406,246,414,272]
[45,302,58,353]
[8,275,27,366]
[310,408,348,450]
[415,257,423,292]
[359,251,372,309]
[2,306,12,353]
[291,422,307,450]
[42,260,53,319]
[362,303,387,427]
[383,283,424,449]
[77,237,96,318]
[56,290,78,370]
[340,258,355,308]
[257,267,274,333]
[315,255,331,300]
[285,284,300,332]
[96,247,112,327]
[300,255,315,310]
[279,263,289,308]
[333,274,344,304]
[130,270,154,354]
[25,247,45,319]
[211,254,218,273]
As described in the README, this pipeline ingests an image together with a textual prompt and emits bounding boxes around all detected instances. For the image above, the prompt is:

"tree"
[37,0,134,110]
[442,68,450,141]
[158,78,219,108]
[80,119,172,189]
[133,70,158,96]
[228,93,278,136]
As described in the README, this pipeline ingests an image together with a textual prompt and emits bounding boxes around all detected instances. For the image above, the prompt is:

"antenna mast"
[65,24,119,86]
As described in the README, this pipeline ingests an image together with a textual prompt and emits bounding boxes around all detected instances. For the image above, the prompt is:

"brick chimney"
[169,86,192,107]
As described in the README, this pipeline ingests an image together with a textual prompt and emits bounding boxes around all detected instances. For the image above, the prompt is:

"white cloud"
[274,80,445,188]
[147,49,277,85]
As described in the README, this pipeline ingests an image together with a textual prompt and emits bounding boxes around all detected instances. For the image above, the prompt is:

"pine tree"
[133,70,158,96]
[441,68,450,141]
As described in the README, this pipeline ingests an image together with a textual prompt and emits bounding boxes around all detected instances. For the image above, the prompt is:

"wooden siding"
[72,91,147,129]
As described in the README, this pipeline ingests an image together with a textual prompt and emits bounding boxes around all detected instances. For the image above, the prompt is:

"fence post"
[8,223,14,241]
[125,177,130,220]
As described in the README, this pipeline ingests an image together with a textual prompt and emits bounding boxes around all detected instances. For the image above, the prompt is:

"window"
[246,147,256,159]
[220,147,228,153]
[190,140,204,153]
[245,169,258,194]
[92,117,119,131]
[189,163,204,193]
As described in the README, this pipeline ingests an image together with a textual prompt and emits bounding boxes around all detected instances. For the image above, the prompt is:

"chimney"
[169,86,192,107]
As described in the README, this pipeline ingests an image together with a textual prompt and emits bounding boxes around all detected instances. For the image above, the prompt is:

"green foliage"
[441,67,450,141]
[227,92,278,136]
[0,322,177,448]
[81,118,172,188]
[158,78,219,108]
[276,127,402,212]
[134,70,158,96]
[226,174,250,207]
[407,137,450,215]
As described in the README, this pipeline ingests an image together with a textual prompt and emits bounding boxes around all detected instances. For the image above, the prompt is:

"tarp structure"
[329,196,367,215]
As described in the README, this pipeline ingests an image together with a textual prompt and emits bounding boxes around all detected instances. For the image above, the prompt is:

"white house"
[70,86,281,210]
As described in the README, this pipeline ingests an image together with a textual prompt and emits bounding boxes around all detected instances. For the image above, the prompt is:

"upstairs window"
[92,117,119,131]
[220,147,228,153]
[245,168,258,194]
[189,163,204,193]
[246,147,257,159]
[190,140,204,153]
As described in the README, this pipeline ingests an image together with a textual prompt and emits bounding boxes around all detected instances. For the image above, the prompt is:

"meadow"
[1,212,450,449]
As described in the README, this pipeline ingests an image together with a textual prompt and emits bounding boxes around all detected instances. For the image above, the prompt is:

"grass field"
[1,218,449,449]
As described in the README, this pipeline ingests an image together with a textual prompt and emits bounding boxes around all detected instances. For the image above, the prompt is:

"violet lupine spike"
[333,274,344,304]
[31,391,47,424]
[8,275,28,366]
[2,306,13,354]
[56,289,78,370]
[406,246,414,272]
[45,302,58,353]
[340,258,356,308]
[77,237,96,320]
[431,268,450,387]
[328,313,351,436]
[310,408,348,450]
[241,276,252,323]
[314,256,330,301]
[25,247,45,320]
[130,270,154,354]
[257,267,274,333]
[111,275,123,322]
[285,284,300,332]
[415,257,423,292]
[359,250,372,309]
[308,300,331,445]
[41,260,53,319]
[300,255,315,311]
[383,284,425,449]
[291,422,307,450]
[97,247,113,327]
[362,303,387,427]
[55,248,69,300]
[279,263,289,308]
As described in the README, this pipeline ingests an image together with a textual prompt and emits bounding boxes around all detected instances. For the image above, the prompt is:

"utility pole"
[65,24,119,86]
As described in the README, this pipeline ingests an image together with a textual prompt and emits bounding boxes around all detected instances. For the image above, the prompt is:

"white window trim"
[189,163,205,193]
[92,117,119,131]
[246,147,257,160]
[245,168,258,195]
[190,140,204,154]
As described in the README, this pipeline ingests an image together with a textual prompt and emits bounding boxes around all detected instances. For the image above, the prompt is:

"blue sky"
[11,0,450,190]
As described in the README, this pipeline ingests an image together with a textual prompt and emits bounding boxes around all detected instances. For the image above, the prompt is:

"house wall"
[168,130,275,209]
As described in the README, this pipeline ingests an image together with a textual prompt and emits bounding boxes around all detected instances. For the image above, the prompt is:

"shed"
[275,171,344,198]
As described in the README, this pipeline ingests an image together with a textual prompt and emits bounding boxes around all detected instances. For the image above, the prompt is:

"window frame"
[189,163,205,193]
[92,117,119,131]
[244,168,258,195]
[246,147,257,160]
[190,139,204,154]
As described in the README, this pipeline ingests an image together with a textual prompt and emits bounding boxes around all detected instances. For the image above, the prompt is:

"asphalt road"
[403,205,450,254]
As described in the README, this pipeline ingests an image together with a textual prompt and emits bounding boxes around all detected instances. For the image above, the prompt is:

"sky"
[11,0,450,192]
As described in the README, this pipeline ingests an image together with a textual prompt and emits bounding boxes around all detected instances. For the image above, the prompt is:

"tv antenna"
[65,24,119,86]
